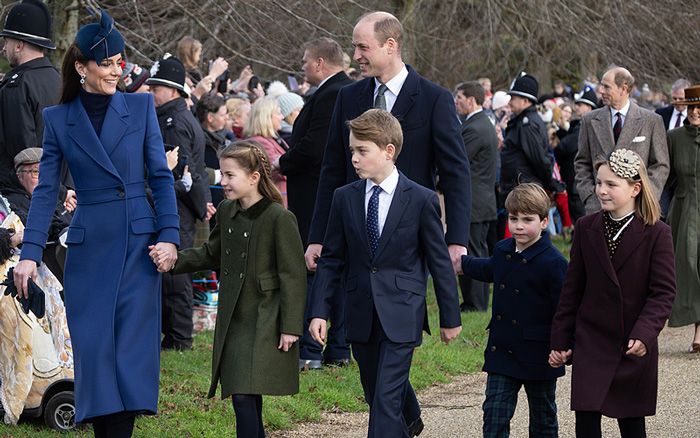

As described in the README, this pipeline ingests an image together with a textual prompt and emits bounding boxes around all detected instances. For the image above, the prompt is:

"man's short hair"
[347,109,403,159]
[303,37,344,67]
[606,66,635,92]
[504,183,551,219]
[671,78,691,93]
[196,94,226,124]
[359,12,403,50]
[457,81,485,105]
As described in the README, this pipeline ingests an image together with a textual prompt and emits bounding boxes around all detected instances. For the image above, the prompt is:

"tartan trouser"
[483,373,558,438]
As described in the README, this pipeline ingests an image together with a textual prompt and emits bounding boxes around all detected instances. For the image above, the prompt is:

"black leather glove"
[1,267,45,318]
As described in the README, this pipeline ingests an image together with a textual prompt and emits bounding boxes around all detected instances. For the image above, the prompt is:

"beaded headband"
[608,148,641,180]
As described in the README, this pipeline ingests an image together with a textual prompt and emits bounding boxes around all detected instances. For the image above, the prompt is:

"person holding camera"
[147,55,212,351]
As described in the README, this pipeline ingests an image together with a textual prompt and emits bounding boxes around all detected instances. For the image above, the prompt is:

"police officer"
[0,0,60,190]
[147,55,211,350]
[500,72,555,200]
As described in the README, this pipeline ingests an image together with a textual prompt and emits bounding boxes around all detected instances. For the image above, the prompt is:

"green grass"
[0,236,579,437]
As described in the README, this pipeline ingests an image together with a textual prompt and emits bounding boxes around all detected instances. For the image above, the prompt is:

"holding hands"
[148,242,178,273]
[278,333,299,352]
[548,349,572,368]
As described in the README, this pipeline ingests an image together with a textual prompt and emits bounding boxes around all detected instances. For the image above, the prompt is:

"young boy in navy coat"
[461,183,568,437]
[309,109,462,438]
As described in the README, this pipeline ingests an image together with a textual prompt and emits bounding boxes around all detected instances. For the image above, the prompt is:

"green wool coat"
[667,124,700,327]
[173,198,306,398]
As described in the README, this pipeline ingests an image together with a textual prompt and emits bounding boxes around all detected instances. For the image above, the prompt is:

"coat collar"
[585,210,646,286]
[351,172,412,260]
[591,101,642,153]
[66,92,130,180]
[357,65,420,122]
[504,231,554,262]
[229,197,273,219]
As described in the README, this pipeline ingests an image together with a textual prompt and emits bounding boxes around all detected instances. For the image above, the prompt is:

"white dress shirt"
[373,65,409,112]
[365,167,399,236]
[609,99,631,128]
[669,108,687,130]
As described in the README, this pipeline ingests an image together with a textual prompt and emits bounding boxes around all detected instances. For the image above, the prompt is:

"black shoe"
[323,358,351,367]
[407,417,424,436]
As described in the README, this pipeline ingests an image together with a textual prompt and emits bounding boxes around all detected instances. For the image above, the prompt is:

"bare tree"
[2,0,696,94]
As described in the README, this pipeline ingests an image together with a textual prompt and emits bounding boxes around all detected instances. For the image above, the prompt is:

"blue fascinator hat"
[75,10,124,62]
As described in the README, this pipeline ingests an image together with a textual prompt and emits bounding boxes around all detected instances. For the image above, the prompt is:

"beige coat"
[575,101,669,212]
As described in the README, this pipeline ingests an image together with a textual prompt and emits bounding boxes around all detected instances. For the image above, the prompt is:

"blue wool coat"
[462,233,567,381]
[21,92,179,422]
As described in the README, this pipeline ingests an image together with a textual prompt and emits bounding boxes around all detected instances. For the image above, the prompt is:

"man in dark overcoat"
[277,37,353,369]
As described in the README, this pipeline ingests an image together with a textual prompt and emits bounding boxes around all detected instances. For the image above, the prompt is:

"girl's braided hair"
[218,140,283,205]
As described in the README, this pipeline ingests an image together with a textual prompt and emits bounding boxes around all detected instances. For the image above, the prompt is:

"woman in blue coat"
[13,12,179,436]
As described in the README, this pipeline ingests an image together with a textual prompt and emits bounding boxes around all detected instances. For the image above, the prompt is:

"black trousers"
[232,394,264,438]
[162,201,195,350]
[459,221,491,311]
[575,411,646,438]
[92,411,136,438]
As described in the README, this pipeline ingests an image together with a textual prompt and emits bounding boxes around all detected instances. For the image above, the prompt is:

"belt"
[76,181,147,205]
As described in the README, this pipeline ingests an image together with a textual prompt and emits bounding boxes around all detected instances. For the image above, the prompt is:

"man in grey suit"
[575,66,669,213]
[454,81,498,312]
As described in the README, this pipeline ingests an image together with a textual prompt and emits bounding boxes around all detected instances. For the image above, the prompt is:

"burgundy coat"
[551,212,676,418]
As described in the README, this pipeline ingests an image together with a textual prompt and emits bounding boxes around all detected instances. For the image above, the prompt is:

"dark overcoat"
[0,57,60,189]
[462,233,567,381]
[21,92,180,422]
[308,65,471,247]
[279,71,352,245]
[173,198,306,398]
[550,212,676,417]
[462,110,498,223]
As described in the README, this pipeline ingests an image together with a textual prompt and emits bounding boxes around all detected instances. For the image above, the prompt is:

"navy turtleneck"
[79,88,112,137]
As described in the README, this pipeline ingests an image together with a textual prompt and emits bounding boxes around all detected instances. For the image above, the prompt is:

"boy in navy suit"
[309,109,462,438]
[461,183,568,437]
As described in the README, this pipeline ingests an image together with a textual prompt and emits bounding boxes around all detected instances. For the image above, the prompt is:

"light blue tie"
[366,185,382,256]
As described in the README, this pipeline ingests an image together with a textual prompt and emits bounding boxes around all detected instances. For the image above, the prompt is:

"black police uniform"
[500,105,554,196]
[0,57,60,190]
[156,96,210,350]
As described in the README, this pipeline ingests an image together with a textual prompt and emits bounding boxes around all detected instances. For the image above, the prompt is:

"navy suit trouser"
[300,273,351,362]
[352,308,417,438]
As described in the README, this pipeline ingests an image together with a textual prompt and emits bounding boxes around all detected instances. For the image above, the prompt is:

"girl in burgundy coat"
[549,149,676,438]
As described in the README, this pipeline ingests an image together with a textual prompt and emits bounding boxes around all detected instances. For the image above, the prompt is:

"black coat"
[462,111,498,223]
[500,105,554,195]
[156,98,211,219]
[309,65,471,247]
[554,119,580,198]
[0,57,60,189]
[655,105,674,130]
[279,71,353,245]
[203,129,228,210]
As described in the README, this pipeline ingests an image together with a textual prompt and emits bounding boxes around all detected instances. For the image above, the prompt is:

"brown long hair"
[218,140,283,205]
[60,43,89,103]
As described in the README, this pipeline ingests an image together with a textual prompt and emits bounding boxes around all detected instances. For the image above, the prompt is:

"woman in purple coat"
[549,149,676,438]
[13,12,179,437]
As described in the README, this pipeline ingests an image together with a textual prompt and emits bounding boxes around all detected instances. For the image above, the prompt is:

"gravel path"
[272,325,700,437]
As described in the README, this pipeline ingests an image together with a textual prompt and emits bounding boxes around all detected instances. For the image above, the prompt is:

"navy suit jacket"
[308,65,471,247]
[310,173,461,345]
[655,105,673,130]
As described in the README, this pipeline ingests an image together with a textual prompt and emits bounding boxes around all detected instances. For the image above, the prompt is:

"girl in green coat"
[153,141,306,437]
